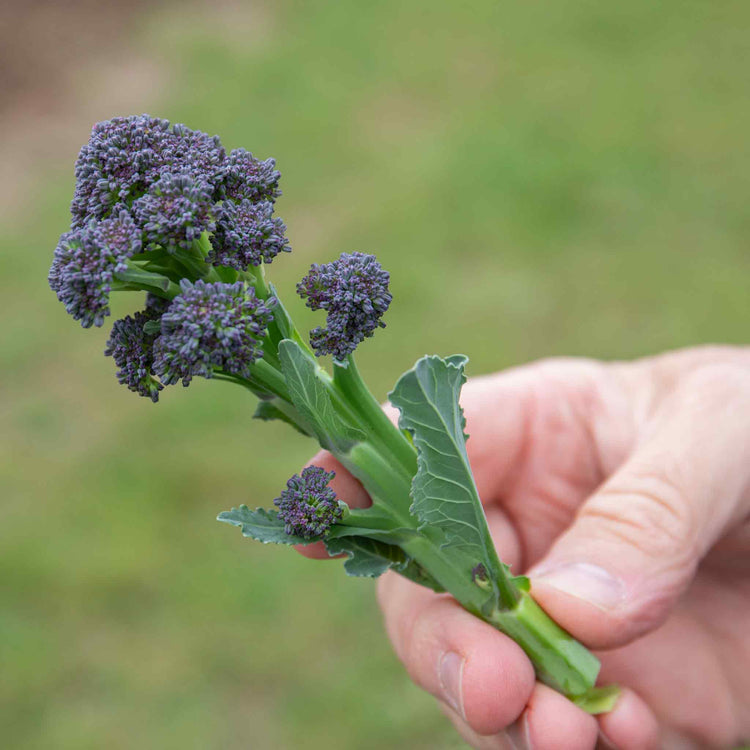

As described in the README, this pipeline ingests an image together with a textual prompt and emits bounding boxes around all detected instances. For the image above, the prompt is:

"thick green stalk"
[333,356,418,483]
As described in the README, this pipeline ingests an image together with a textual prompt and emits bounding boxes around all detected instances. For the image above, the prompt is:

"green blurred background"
[1,1,748,747]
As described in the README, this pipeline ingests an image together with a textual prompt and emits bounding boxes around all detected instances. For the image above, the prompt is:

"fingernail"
[438,651,465,718]
[534,562,625,611]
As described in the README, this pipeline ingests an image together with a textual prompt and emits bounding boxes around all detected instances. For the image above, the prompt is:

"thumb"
[529,364,750,649]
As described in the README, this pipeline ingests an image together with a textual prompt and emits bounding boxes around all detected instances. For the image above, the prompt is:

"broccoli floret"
[104,303,165,402]
[222,148,281,203]
[209,199,290,270]
[297,251,392,361]
[48,209,142,328]
[274,466,342,539]
[70,115,227,227]
[133,173,215,252]
[152,279,275,386]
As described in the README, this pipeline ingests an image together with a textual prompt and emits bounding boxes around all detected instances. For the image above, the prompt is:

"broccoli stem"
[333,356,418,481]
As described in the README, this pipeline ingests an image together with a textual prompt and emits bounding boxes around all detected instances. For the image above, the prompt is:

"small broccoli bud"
[70,115,227,227]
[105,302,166,402]
[297,252,392,361]
[222,148,281,203]
[133,173,215,252]
[152,279,275,386]
[208,200,290,270]
[274,466,343,539]
[48,209,142,328]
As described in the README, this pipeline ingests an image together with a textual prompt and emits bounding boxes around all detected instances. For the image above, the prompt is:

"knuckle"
[583,467,698,565]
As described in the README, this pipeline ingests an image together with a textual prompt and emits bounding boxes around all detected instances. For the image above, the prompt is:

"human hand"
[301,346,750,749]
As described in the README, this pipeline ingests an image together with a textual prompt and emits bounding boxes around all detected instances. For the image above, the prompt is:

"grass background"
[1,1,748,747]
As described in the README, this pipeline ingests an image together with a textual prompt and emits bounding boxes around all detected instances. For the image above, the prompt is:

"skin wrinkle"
[576,500,698,581]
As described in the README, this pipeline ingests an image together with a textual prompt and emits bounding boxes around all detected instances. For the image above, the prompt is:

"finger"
[377,572,535,736]
[440,682,600,750]
[596,688,660,750]
[296,450,372,560]
[530,363,750,648]
[524,683,598,750]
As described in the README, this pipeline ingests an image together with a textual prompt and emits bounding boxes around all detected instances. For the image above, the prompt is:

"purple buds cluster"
[222,148,281,203]
[274,466,343,539]
[133,173,215,252]
[104,296,168,402]
[48,209,142,328]
[153,280,275,386]
[70,115,225,226]
[297,252,392,361]
[209,200,290,270]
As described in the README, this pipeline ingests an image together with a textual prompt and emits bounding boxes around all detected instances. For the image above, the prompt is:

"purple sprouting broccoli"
[48,208,142,328]
[297,251,392,361]
[222,148,281,203]
[274,466,343,539]
[209,200,290,270]
[152,279,276,386]
[51,115,620,715]
[104,297,169,402]
[133,173,215,252]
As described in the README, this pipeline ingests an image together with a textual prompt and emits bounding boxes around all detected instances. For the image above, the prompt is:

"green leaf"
[253,400,311,437]
[389,355,507,588]
[217,505,320,545]
[325,535,444,591]
[115,265,173,293]
[278,339,365,452]
[214,264,238,283]
[266,282,293,340]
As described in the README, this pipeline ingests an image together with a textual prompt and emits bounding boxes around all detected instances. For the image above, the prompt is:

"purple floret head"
[105,298,168,402]
[48,208,142,328]
[222,148,281,203]
[208,199,290,270]
[296,252,392,361]
[274,466,343,539]
[70,114,226,227]
[133,173,215,252]
[152,279,275,386]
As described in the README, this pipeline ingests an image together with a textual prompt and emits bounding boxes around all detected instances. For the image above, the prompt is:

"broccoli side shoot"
[274,466,343,539]
[296,252,392,361]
